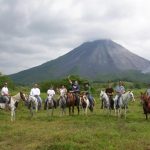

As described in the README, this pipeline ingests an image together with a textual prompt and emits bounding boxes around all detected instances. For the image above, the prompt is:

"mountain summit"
[10,39,150,84]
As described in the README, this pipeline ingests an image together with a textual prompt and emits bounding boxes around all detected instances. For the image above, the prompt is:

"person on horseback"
[30,84,42,109]
[115,81,125,107]
[44,86,56,109]
[84,83,94,107]
[68,76,80,103]
[105,82,114,109]
[59,85,67,98]
[1,82,10,109]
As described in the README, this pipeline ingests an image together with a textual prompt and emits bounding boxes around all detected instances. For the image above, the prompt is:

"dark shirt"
[84,86,91,95]
[71,84,80,92]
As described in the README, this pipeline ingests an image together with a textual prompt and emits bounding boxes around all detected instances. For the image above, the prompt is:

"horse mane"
[20,91,26,101]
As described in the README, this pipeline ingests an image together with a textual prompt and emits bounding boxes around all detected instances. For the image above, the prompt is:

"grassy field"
[0,90,150,150]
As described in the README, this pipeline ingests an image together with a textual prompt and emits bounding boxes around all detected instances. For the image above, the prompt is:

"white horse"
[114,91,135,119]
[0,92,26,121]
[80,94,90,115]
[100,90,111,114]
[59,95,67,116]
[46,95,55,116]
[25,95,39,117]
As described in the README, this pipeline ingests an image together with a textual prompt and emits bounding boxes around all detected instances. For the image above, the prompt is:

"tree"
[0,73,15,89]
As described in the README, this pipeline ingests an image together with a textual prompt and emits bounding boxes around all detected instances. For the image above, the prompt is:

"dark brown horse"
[140,92,150,120]
[66,92,80,115]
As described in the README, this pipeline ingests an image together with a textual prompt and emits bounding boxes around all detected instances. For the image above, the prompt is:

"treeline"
[39,75,95,93]
[1,73,148,94]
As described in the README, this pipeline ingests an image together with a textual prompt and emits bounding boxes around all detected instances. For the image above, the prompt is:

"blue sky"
[0,0,150,74]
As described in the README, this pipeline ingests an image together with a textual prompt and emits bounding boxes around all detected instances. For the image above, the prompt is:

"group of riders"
[102,81,126,109]
[1,78,150,111]
[0,76,95,110]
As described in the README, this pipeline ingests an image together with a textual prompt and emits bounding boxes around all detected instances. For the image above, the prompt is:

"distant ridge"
[9,39,150,84]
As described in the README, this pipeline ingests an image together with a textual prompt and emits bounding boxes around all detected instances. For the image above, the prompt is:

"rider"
[59,85,67,98]
[68,76,80,103]
[84,83,94,107]
[30,83,42,109]
[115,81,125,107]
[44,86,56,109]
[105,82,114,109]
[1,82,10,109]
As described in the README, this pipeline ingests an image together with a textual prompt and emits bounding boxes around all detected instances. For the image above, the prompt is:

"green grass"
[0,90,150,150]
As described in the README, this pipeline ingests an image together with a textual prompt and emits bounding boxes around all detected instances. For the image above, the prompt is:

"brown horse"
[140,92,150,120]
[66,92,80,115]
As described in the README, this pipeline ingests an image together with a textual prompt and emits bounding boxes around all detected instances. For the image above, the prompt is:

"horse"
[66,92,80,115]
[45,95,55,116]
[0,92,26,121]
[114,91,135,119]
[80,93,90,115]
[140,92,150,120]
[59,95,67,116]
[24,95,39,117]
[100,90,113,114]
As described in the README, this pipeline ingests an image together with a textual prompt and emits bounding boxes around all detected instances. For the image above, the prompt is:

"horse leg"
[118,108,121,118]
[11,108,15,122]
[30,102,34,117]
[47,104,50,116]
[51,108,54,116]
[30,107,33,117]
[35,102,38,113]
[60,107,63,117]
[124,106,127,119]
[77,105,80,115]
[69,106,71,115]
[85,106,88,116]
[72,106,74,115]
[114,106,117,116]
[11,110,13,121]
[146,113,148,120]
[63,106,66,116]
[101,99,103,109]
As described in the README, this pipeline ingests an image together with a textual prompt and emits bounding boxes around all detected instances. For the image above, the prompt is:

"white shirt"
[30,88,40,96]
[47,89,55,97]
[60,88,67,96]
[1,87,9,96]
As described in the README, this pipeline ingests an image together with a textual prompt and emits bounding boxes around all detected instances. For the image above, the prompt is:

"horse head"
[100,90,105,98]
[128,91,135,101]
[20,92,27,101]
[140,92,148,102]
[47,95,53,103]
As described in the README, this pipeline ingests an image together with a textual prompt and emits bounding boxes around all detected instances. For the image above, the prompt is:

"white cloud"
[0,0,150,74]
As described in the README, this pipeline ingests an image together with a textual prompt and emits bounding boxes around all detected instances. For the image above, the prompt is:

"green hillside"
[0,88,150,150]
